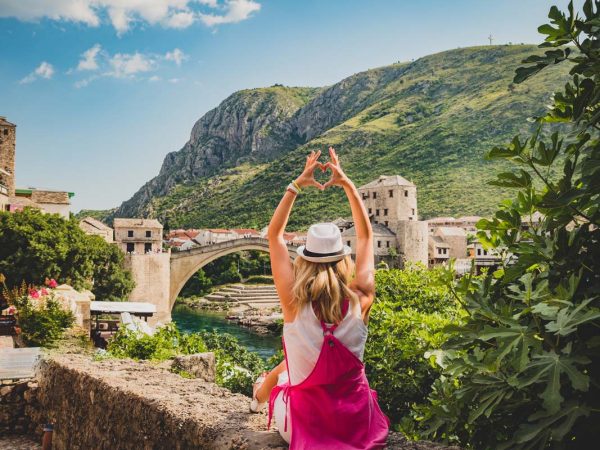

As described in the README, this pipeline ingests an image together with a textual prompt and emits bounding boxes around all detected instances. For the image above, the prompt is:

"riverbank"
[177,283,283,336]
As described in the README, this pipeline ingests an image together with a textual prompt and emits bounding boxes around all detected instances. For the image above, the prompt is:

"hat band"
[303,247,344,258]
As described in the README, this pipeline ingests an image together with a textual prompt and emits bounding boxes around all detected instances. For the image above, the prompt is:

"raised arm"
[268,150,323,322]
[323,147,375,316]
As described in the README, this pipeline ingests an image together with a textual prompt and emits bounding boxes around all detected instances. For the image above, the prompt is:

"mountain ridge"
[102,45,569,229]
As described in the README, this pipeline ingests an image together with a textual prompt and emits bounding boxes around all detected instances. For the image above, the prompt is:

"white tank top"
[282,299,368,385]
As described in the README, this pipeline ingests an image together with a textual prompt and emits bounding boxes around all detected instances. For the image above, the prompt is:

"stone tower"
[0,116,16,197]
[357,175,428,266]
[357,175,418,229]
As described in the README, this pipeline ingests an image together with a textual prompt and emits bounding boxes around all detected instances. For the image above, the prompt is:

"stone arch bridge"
[125,237,298,325]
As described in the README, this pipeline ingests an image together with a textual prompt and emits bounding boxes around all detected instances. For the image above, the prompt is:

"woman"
[251,147,389,449]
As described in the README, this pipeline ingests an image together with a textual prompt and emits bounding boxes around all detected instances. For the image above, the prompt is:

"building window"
[384,208,388,216]
[368,208,372,214]
[477,248,481,256]
[3,129,7,136]
[376,209,380,216]
[126,243,135,253]
[484,250,488,256]
[347,241,351,246]
[404,190,408,197]
[409,217,413,221]
[389,190,393,198]
[127,230,133,238]
[373,192,377,199]
[384,221,388,227]
[386,241,390,248]
[438,248,442,255]
[144,243,152,253]
[362,192,368,200]
[412,208,415,215]
[377,240,381,248]
[146,230,152,238]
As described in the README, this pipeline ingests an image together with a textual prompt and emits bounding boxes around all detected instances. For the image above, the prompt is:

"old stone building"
[0,115,73,217]
[428,227,467,266]
[14,188,74,218]
[79,217,114,243]
[341,175,428,266]
[113,218,163,254]
[0,116,16,212]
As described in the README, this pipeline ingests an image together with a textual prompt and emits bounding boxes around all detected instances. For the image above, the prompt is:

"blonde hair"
[292,255,359,323]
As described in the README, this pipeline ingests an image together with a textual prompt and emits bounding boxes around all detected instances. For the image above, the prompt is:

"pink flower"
[47,279,58,288]
[29,289,40,299]
[7,306,16,314]
[41,288,49,296]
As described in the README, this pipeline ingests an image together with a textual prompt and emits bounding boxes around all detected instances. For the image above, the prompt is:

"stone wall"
[0,117,16,197]
[0,378,42,438]
[30,190,70,205]
[125,253,171,326]
[24,353,457,450]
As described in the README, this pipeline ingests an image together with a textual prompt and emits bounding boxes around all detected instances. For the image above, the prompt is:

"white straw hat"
[296,223,352,263]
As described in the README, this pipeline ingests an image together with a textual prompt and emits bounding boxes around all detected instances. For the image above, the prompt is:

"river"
[172,304,281,360]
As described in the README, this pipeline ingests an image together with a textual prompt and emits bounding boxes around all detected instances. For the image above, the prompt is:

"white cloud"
[199,0,260,26]
[148,75,161,82]
[108,52,155,78]
[168,77,181,83]
[0,1,261,34]
[165,48,187,66]
[77,44,101,71]
[20,61,54,84]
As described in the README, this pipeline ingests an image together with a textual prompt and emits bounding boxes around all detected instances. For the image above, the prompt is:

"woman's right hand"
[322,147,351,189]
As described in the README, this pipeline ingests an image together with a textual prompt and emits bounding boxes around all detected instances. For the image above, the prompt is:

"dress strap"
[312,298,350,335]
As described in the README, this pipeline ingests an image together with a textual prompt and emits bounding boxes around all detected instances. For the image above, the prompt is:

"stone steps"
[204,284,279,304]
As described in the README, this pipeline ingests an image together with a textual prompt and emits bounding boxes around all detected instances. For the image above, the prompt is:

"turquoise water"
[171,304,281,360]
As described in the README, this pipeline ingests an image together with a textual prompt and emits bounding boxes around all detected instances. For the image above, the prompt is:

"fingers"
[311,179,325,191]
[322,179,335,190]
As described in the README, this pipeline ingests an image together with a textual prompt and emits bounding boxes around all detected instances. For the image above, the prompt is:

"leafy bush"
[107,324,266,396]
[7,282,74,347]
[419,3,600,448]
[245,275,274,284]
[0,209,134,302]
[364,265,462,432]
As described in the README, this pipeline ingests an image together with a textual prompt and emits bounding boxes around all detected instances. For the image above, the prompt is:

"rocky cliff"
[108,45,570,227]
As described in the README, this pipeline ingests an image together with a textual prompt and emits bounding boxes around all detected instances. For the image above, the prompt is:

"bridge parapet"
[168,237,298,311]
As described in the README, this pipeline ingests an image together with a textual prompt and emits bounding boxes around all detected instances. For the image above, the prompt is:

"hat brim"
[296,245,352,263]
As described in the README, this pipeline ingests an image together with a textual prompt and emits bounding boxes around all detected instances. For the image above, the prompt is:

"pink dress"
[269,299,389,449]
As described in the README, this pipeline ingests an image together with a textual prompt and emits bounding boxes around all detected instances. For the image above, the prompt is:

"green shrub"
[364,265,462,432]
[419,3,600,448]
[0,209,133,302]
[245,275,274,284]
[10,287,74,347]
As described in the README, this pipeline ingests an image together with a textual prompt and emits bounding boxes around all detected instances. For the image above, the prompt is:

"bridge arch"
[169,237,297,310]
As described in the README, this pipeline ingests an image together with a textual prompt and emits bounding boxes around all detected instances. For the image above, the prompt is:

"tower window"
[384,208,388,216]
[377,241,381,248]
[127,230,134,238]
[404,190,408,197]
[386,241,390,248]
[389,190,393,198]
[373,192,377,199]
[144,243,152,253]
[146,230,152,238]
[362,192,368,200]
[126,243,135,252]
[347,241,351,246]
[384,221,388,227]
[368,208,372,214]
[412,208,415,216]
[376,209,380,216]
[3,129,7,136]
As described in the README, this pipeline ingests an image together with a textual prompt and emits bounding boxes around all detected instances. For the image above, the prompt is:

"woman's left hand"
[294,150,324,190]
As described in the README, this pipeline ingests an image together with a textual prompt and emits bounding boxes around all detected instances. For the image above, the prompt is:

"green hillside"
[109,45,570,230]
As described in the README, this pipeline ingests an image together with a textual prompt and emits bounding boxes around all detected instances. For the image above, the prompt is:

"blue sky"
[0,0,572,212]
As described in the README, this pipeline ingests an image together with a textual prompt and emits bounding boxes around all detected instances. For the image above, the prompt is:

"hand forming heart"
[294,147,350,191]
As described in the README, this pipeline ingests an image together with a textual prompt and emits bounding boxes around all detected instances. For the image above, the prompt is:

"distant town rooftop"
[358,175,415,189]
[0,116,16,127]
[16,187,75,198]
[113,218,163,228]
[80,217,112,231]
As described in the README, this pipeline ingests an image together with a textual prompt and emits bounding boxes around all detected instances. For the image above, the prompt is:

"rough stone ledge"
[33,353,457,450]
